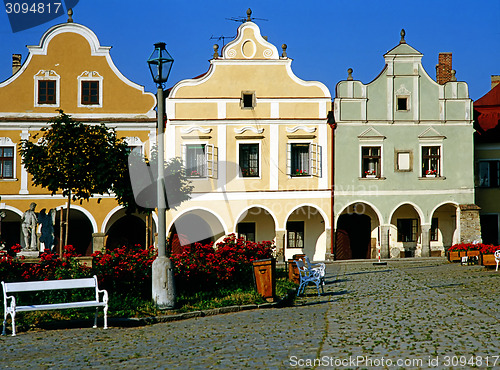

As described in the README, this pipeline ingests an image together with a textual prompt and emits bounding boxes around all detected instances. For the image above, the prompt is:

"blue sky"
[0,0,499,100]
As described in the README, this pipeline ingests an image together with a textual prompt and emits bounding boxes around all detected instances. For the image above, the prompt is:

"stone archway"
[105,215,147,250]
[390,204,423,258]
[54,208,94,256]
[235,206,277,243]
[430,203,458,255]
[168,209,227,248]
[285,205,326,261]
[335,202,380,260]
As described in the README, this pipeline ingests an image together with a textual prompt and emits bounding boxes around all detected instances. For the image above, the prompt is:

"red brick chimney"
[436,53,452,84]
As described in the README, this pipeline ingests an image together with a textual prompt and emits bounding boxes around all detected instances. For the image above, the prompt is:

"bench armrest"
[4,294,16,312]
[97,289,108,304]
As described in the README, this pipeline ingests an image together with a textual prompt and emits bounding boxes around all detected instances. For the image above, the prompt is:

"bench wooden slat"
[4,277,97,293]
[16,301,106,312]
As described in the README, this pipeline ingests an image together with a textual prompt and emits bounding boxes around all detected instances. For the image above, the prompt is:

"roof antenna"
[209,34,235,48]
[226,8,268,23]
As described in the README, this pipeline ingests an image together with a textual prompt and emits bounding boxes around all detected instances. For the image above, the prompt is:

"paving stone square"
[1,259,499,369]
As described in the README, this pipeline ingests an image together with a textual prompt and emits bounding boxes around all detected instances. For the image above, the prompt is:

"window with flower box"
[362,146,381,178]
[183,143,215,178]
[287,143,321,177]
[239,143,259,177]
[422,146,440,177]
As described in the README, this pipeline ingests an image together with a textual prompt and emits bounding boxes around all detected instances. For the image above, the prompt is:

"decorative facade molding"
[180,126,212,134]
[286,126,316,134]
[234,126,264,134]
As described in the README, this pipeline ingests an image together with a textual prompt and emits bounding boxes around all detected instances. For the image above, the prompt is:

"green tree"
[20,110,129,248]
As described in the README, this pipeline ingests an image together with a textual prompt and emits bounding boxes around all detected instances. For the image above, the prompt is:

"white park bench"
[295,260,325,296]
[495,250,500,272]
[2,275,108,336]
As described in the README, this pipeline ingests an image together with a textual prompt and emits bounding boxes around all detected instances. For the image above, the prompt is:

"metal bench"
[305,256,326,286]
[495,250,500,272]
[295,260,324,296]
[2,275,108,336]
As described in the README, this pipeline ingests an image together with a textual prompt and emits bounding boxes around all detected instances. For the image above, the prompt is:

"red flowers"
[448,243,500,254]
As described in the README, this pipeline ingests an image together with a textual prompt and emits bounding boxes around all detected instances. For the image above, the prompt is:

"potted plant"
[479,244,500,267]
[364,170,377,178]
[426,169,438,177]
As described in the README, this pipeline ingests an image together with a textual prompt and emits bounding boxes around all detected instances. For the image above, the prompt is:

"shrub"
[447,243,500,254]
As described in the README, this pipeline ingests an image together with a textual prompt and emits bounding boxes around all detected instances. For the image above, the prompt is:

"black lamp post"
[147,42,175,309]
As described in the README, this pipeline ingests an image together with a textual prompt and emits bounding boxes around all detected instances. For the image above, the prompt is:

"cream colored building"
[165,18,332,260]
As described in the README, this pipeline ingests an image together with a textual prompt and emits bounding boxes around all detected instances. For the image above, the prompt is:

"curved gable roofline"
[221,21,279,60]
[1,22,155,106]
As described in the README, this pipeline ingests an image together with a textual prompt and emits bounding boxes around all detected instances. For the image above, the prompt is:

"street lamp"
[147,42,175,309]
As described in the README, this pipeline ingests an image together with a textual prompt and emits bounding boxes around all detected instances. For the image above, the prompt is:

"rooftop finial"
[347,68,353,80]
[247,8,252,22]
[451,70,457,82]
[67,8,73,23]
[281,44,287,58]
[400,29,406,44]
[213,44,219,59]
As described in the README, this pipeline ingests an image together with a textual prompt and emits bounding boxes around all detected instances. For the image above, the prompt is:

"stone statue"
[38,208,56,253]
[22,202,38,251]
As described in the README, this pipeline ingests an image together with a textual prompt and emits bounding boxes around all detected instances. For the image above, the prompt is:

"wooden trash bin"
[288,254,306,284]
[252,258,276,302]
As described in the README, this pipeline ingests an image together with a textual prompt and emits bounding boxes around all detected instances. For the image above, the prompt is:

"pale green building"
[333,30,480,259]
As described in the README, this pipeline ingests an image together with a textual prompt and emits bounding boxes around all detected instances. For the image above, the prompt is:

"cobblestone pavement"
[1,259,500,369]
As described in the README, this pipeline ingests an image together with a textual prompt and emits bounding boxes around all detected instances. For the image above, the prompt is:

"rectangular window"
[290,143,309,176]
[422,146,440,177]
[81,81,99,105]
[397,97,408,111]
[362,146,381,177]
[239,143,259,177]
[241,91,255,109]
[287,221,304,248]
[38,80,56,104]
[237,222,255,242]
[0,147,14,179]
[397,219,418,242]
[430,218,439,241]
[185,144,206,178]
[479,161,500,187]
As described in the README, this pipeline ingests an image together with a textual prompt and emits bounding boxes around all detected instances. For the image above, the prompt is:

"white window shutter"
[309,143,319,176]
[205,144,215,178]
[286,143,291,175]
[181,144,187,167]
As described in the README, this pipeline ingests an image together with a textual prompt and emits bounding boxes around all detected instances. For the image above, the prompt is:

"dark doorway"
[53,209,93,256]
[480,214,499,245]
[106,215,146,250]
[336,213,371,260]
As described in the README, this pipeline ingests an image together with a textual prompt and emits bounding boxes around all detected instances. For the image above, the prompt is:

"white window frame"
[77,71,103,108]
[240,91,256,109]
[360,144,383,178]
[34,70,60,107]
[419,143,443,178]
[287,141,311,178]
[237,141,261,179]
[0,137,16,180]
[182,142,217,179]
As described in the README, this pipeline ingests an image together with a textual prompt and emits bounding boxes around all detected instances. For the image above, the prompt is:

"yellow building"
[165,14,333,260]
[0,15,157,254]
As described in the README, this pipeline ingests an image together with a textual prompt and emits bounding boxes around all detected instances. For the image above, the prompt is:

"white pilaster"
[19,130,30,194]
[270,124,279,190]
[217,125,227,192]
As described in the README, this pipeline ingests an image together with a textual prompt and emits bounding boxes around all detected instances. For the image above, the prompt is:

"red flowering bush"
[478,244,500,254]
[91,244,156,298]
[171,234,274,292]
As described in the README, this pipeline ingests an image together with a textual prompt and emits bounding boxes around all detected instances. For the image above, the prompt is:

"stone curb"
[108,289,297,328]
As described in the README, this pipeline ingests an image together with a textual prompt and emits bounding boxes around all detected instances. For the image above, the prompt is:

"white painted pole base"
[152,256,176,309]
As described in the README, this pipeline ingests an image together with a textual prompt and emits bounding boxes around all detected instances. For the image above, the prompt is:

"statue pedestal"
[18,251,39,259]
